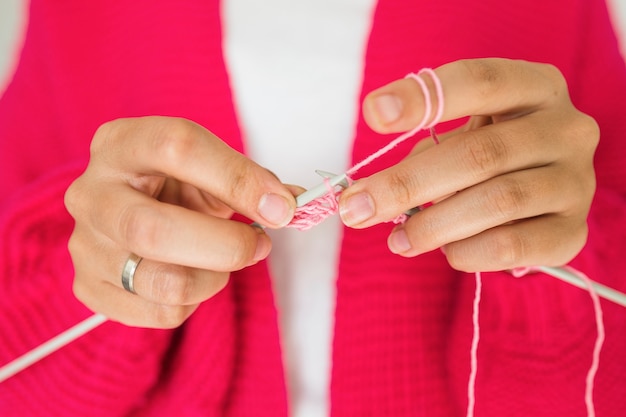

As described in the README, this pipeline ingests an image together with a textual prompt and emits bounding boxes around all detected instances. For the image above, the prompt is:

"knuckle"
[148,264,193,306]
[387,169,418,207]
[410,211,444,248]
[486,178,527,221]
[222,232,257,270]
[71,273,103,315]
[66,233,81,259]
[488,228,527,268]
[442,242,474,272]
[225,250,249,271]
[538,63,569,99]
[567,167,597,211]
[72,278,89,305]
[462,59,504,97]
[461,131,509,176]
[539,62,563,80]
[153,119,200,169]
[584,114,600,144]
[547,221,587,267]
[463,59,501,84]
[567,223,589,261]
[90,119,119,156]
[151,305,191,329]
[64,180,81,218]
[64,175,94,220]
[118,205,163,255]
[223,158,255,202]
[569,112,600,152]
[445,252,470,273]
[583,172,597,202]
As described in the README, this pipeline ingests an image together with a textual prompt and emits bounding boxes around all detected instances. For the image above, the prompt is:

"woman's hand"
[339,58,599,272]
[65,116,296,328]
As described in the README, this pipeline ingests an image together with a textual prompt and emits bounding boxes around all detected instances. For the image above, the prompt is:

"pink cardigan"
[1,0,626,416]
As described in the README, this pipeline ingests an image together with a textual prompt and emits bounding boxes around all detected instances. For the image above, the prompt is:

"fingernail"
[373,94,402,124]
[340,192,375,226]
[253,230,271,262]
[388,228,412,254]
[258,193,292,227]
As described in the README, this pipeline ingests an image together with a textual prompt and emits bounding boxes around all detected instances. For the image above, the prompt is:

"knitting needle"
[295,171,348,207]
[539,266,626,308]
[314,170,350,189]
[0,313,107,383]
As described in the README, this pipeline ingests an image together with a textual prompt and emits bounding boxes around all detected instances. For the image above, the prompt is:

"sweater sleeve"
[0,6,176,417]
[0,1,269,414]
[0,165,177,416]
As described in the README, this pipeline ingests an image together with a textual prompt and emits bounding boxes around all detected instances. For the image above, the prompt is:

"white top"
[222,1,376,416]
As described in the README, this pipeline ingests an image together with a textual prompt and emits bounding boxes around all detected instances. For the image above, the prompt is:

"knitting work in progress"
[287,68,443,231]
[0,69,613,417]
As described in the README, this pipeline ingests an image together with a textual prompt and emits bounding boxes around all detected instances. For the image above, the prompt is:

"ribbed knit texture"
[1,0,626,416]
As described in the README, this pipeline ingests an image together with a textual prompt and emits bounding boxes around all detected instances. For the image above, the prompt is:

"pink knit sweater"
[1,0,626,416]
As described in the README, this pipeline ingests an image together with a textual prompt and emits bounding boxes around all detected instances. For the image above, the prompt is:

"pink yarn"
[286,69,445,231]
[430,127,440,145]
[497,266,605,417]
[466,272,482,417]
[579,271,605,417]
[287,178,342,231]
[346,69,442,176]
[391,213,410,225]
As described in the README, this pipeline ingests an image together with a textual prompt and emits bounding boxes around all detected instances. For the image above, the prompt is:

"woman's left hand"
[338,58,599,272]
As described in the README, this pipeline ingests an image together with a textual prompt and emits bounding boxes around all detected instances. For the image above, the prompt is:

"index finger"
[91,116,296,228]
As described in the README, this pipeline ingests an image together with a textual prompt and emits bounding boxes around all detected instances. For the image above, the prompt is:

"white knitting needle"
[0,313,107,383]
[538,266,626,308]
[295,171,348,207]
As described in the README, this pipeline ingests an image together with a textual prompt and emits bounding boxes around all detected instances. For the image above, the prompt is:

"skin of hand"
[338,58,599,272]
[65,116,296,328]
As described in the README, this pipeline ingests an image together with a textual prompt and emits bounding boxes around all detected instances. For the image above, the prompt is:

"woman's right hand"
[64,116,296,328]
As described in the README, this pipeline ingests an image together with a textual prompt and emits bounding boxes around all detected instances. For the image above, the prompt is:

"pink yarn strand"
[346,71,442,176]
[568,267,605,417]
[419,68,445,129]
[466,271,482,417]
[511,265,604,417]
[287,69,444,231]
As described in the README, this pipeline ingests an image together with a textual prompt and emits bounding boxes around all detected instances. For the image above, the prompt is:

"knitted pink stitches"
[287,178,343,231]
[286,68,445,231]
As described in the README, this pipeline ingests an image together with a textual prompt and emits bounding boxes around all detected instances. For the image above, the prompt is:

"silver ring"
[121,253,143,294]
